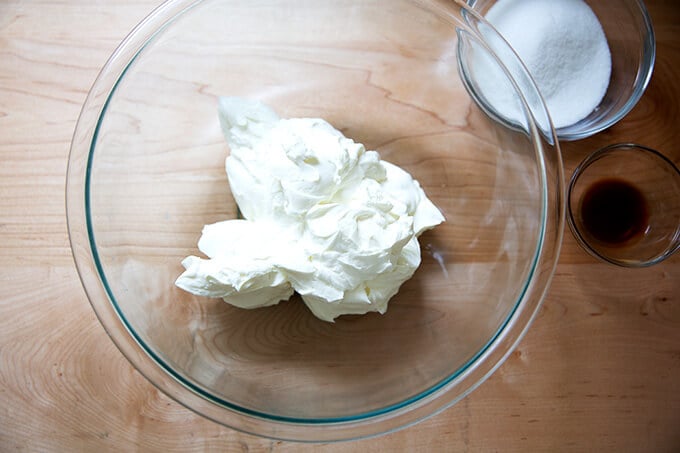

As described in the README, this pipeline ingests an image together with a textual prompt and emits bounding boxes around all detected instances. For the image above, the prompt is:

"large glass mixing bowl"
[67,0,564,441]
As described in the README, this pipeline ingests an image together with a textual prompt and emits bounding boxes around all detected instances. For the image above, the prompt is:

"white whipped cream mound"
[176,97,444,322]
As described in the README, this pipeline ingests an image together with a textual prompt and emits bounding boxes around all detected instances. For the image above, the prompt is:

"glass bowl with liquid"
[568,143,680,267]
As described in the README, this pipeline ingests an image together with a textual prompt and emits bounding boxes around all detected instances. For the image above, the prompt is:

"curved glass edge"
[67,0,203,348]
[567,143,680,268]
[67,0,565,442]
[404,0,565,433]
[454,5,555,144]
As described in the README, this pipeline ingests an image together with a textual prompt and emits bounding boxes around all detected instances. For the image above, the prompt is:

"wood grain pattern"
[1,0,679,451]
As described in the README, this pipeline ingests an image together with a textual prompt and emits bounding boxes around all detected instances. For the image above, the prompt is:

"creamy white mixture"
[176,97,444,322]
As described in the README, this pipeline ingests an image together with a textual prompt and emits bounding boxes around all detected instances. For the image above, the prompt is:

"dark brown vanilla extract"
[580,178,649,245]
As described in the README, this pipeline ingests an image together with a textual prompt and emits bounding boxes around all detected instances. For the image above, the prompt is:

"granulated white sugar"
[482,0,611,129]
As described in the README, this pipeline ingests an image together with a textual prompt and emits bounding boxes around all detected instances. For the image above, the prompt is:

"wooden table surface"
[1,0,679,451]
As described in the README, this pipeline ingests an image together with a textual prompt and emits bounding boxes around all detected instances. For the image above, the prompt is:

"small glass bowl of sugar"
[464,0,655,141]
